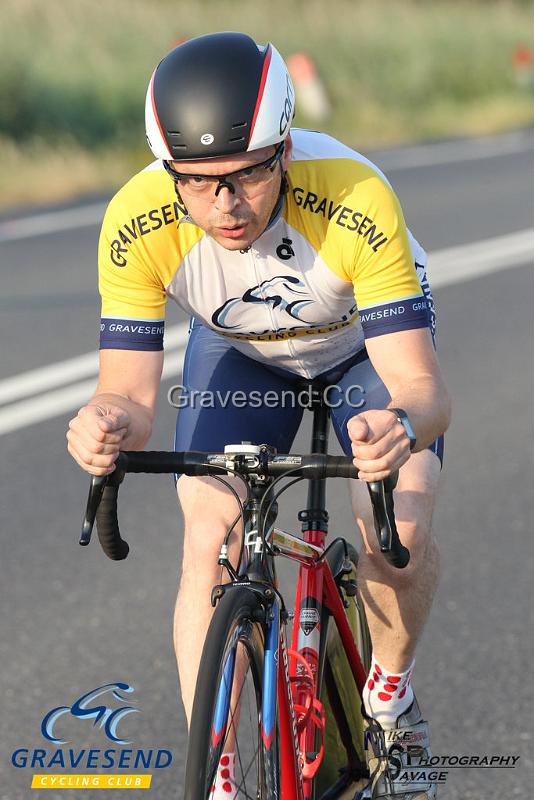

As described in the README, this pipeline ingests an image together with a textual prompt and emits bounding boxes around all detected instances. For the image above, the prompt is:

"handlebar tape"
[81,453,408,566]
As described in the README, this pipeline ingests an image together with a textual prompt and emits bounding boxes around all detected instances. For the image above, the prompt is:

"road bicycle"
[80,381,409,799]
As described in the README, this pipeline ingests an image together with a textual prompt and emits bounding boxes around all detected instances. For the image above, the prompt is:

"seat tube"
[292,396,330,797]
[279,623,305,799]
[292,545,325,800]
[292,398,330,669]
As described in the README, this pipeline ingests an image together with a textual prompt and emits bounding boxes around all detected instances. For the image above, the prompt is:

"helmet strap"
[280,170,289,196]
[172,182,189,216]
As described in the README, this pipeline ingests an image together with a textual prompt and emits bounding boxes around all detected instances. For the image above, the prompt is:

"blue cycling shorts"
[174,319,444,465]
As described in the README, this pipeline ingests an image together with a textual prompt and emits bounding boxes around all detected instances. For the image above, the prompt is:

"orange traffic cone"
[287,52,331,121]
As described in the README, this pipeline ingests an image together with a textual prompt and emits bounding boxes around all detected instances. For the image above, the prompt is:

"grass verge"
[2,0,534,209]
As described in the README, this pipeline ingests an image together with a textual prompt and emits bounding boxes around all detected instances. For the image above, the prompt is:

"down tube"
[273,611,304,800]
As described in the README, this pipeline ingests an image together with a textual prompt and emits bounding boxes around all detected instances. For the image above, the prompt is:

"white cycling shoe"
[360,697,437,799]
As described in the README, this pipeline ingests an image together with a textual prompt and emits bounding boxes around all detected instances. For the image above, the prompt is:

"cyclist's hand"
[347,410,411,481]
[67,403,130,476]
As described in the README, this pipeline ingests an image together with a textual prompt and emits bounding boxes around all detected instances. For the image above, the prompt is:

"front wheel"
[184,586,279,799]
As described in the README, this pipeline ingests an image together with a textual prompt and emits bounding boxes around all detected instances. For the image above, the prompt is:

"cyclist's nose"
[214,185,241,213]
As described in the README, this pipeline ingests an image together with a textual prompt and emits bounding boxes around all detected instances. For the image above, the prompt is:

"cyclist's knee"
[177,475,244,574]
[358,512,433,558]
[177,475,245,522]
[393,450,441,559]
[357,516,439,587]
[395,518,439,568]
[351,450,440,568]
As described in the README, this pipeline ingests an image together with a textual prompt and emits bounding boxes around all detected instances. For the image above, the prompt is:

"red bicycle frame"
[273,523,367,799]
[272,391,369,799]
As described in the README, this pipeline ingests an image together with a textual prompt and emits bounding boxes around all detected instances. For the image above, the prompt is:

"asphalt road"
[1,133,533,799]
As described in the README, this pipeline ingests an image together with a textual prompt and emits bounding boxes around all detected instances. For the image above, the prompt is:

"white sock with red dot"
[211,752,237,798]
[363,656,415,728]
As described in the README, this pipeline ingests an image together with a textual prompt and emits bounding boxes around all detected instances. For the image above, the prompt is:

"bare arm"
[366,327,451,448]
[348,328,451,480]
[67,349,164,476]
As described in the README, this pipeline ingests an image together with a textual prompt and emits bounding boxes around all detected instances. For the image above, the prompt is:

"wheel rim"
[206,620,265,799]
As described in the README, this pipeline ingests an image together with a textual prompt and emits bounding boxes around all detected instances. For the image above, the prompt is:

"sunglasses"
[163,142,285,197]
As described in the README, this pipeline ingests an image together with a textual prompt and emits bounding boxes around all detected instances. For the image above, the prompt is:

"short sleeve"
[349,177,430,339]
[98,198,166,351]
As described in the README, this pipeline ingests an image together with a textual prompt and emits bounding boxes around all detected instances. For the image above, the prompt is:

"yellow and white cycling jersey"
[98,128,434,378]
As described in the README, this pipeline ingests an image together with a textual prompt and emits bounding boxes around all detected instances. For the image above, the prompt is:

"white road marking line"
[428,227,534,287]
[373,130,534,171]
[1,131,533,243]
[0,202,108,243]
[0,321,189,405]
[0,227,531,435]
[0,350,185,436]
[0,351,99,405]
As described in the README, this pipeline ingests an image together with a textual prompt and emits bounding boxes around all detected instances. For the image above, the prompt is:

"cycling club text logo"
[41,683,139,745]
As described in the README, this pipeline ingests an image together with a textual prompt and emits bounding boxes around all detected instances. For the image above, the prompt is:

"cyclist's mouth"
[216,224,248,239]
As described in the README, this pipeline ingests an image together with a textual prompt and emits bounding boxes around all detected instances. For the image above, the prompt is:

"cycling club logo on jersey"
[41,682,139,745]
[211,275,315,330]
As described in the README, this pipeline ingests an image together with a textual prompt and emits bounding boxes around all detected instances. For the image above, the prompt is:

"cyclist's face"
[168,138,292,250]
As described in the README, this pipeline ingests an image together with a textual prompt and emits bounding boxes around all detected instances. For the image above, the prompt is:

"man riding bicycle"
[67,32,451,799]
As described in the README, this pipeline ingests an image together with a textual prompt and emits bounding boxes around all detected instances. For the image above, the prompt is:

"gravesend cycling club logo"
[41,682,138,745]
[11,681,172,791]
[211,274,315,330]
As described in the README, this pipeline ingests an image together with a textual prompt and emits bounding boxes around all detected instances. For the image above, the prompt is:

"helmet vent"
[229,135,246,143]
[232,122,247,129]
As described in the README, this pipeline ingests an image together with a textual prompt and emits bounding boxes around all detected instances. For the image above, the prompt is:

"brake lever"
[366,472,410,569]
[80,475,108,545]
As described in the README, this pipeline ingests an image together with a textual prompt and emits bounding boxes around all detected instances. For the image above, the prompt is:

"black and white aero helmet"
[145,32,295,161]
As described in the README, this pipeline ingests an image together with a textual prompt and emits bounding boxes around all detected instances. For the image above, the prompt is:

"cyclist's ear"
[281,134,293,169]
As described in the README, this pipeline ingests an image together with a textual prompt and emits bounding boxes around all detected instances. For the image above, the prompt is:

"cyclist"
[67,32,451,799]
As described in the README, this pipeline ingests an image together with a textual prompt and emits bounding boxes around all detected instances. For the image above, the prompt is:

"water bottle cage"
[288,648,326,780]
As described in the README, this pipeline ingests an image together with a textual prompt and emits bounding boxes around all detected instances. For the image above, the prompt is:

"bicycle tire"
[315,541,372,799]
[184,586,280,800]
